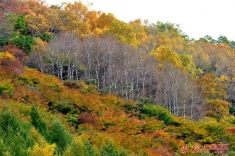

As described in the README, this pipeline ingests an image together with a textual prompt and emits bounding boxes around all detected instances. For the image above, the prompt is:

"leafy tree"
[3,45,27,62]
[0,110,34,155]
[108,19,137,45]
[180,52,202,77]
[151,46,183,69]
[129,19,148,45]
[37,33,53,42]
[30,141,56,156]
[0,139,4,156]
[197,73,226,99]
[13,14,28,35]
[0,17,14,47]
[141,104,173,125]
[0,80,15,96]
[97,13,116,29]
[25,8,50,37]
[203,35,216,43]
[216,35,230,44]
[64,138,97,156]
[229,40,235,50]
[1,55,24,76]
[137,97,155,105]
[49,120,72,155]
[155,22,181,34]
[31,106,49,137]
[10,34,34,54]
[206,99,231,121]
[100,142,119,156]
[64,1,89,21]
[0,0,21,16]
[29,37,47,72]
[83,140,97,156]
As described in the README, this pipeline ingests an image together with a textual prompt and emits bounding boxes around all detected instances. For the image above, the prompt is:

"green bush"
[101,142,127,156]
[64,138,97,156]
[0,81,15,96]
[141,104,173,125]
[31,106,49,137]
[37,33,53,42]
[229,107,235,115]
[137,97,155,105]
[83,140,97,156]
[0,110,34,156]
[13,14,28,35]
[49,120,72,155]
[10,35,34,54]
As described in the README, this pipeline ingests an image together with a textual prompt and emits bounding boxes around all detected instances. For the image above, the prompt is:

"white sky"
[46,0,235,41]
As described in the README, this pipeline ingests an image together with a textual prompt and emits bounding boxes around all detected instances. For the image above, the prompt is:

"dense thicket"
[0,0,235,155]
[1,0,235,120]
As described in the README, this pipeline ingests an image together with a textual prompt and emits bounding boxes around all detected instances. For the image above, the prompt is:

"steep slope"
[0,52,235,155]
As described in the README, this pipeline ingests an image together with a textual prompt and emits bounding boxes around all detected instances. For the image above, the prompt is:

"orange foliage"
[197,73,226,99]
[78,112,98,126]
[146,148,174,156]
[0,56,24,76]
[12,85,48,106]
[3,45,27,62]
[226,127,235,134]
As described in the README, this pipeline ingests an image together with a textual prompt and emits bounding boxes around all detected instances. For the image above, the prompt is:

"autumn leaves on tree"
[0,0,235,122]
[0,0,235,155]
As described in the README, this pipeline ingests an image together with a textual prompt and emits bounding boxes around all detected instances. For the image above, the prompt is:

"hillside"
[0,0,235,155]
[0,51,234,155]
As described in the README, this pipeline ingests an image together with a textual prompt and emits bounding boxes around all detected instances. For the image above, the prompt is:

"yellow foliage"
[180,52,202,77]
[32,37,47,52]
[197,73,227,99]
[93,28,103,35]
[25,12,50,35]
[97,13,116,29]
[206,99,231,120]
[0,51,15,60]
[151,46,183,69]
[30,128,40,141]
[129,19,148,45]
[107,19,137,46]
[30,141,56,156]
[218,74,230,82]
[29,128,55,156]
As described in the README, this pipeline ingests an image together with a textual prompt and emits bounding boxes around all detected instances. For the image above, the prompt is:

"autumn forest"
[0,0,235,155]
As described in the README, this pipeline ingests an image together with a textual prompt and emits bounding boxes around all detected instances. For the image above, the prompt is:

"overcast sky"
[46,0,235,41]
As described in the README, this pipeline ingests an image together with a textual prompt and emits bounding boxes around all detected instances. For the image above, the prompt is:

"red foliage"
[0,0,22,16]
[191,143,202,154]
[145,148,174,156]
[179,144,189,154]
[78,112,98,126]
[3,45,27,62]
[12,86,48,106]
[1,57,24,75]
[227,127,235,134]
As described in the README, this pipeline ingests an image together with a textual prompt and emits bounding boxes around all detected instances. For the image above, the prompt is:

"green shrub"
[64,138,97,156]
[0,81,15,96]
[83,140,97,156]
[137,97,155,105]
[101,142,127,156]
[0,110,34,156]
[31,106,49,137]
[49,120,72,155]
[10,35,34,54]
[36,33,52,42]
[141,104,173,125]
